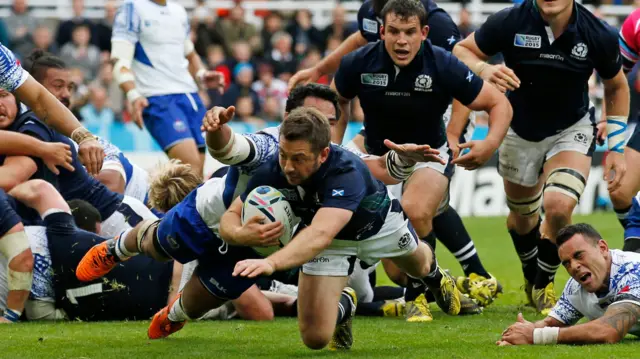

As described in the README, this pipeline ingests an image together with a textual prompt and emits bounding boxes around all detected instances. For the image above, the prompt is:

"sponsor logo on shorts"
[309,257,330,263]
[173,119,187,133]
[208,277,227,294]
[574,133,587,144]
[414,74,432,92]
[361,73,388,87]
[571,42,588,60]
[363,18,379,34]
[501,164,519,173]
[513,34,541,49]
[398,232,412,249]
[165,235,180,250]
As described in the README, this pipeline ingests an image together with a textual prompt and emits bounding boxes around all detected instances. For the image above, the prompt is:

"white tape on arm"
[111,40,135,85]
[606,116,628,153]
[209,133,253,165]
[184,39,195,56]
[533,327,559,345]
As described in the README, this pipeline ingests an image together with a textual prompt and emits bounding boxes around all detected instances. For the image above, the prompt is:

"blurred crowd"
[0,0,637,129]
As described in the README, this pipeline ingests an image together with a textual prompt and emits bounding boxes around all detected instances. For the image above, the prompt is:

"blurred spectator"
[221,63,261,114]
[90,62,124,115]
[458,7,476,39]
[214,3,262,56]
[56,0,94,48]
[320,5,356,52]
[252,62,288,111]
[268,31,298,80]
[193,0,221,58]
[80,85,116,138]
[261,12,283,56]
[229,41,255,77]
[193,0,215,26]
[69,67,89,118]
[258,96,284,123]
[286,10,323,56]
[299,46,330,85]
[235,95,265,126]
[4,0,39,50]
[94,0,117,53]
[15,25,56,61]
[0,20,9,49]
[60,24,101,79]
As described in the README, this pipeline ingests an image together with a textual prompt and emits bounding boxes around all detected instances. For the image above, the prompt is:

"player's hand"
[232,215,283,247]
[604,151,626,192]
[233,258,276,278]
[201,106,235,133]
[78,139,104,177]
[132,97,149,130]
[288,67,322,91]
[41,142,75,175]
[447,134,461,160]
[452,139,497,170]
[199,70,225,93]
[383,139,445,165]
[596,121,607,146]
[495,340,512,346]
[500,313,534,345]
[481,64,520,93]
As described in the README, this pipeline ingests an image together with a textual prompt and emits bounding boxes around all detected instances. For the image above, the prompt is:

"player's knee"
[542,196,574,227]
[236,302,274,321]
[506,190,543,219]
[402,200,434,234]
[300,331,331,350]
[8,248,33,273]
[543,167,585,208]
[609,185,635,208]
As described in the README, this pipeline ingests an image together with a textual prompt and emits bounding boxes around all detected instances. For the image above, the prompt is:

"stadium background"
[1,0,636,216]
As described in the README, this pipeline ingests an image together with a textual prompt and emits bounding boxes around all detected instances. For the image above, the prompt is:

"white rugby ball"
[242,186,299,257]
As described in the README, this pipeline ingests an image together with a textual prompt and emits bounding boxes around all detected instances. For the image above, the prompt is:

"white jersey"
[0,226,54,311]
[99,137,150,203]
[112,0,197,97]
[0,43,29,92]
[550,249,640,336]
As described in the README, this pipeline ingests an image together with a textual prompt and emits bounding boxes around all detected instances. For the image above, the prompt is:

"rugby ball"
[242,186,299,257]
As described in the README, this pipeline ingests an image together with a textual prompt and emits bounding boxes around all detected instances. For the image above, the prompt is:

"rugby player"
[0,43,103,175]
[110,0,224,176]
[498,223,640,345]
[453,0,629,314]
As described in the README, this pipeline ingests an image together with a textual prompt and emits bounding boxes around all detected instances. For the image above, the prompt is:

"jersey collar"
[380,40,425,72]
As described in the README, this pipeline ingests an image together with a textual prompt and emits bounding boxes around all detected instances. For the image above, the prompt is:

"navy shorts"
[156,191,260,300]
[0,190,22,236]
[143,93,206,152]
[627,124,640,153]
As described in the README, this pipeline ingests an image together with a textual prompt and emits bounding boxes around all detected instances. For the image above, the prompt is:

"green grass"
[2,213,638,358]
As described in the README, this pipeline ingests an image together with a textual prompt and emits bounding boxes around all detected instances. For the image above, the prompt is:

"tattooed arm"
[556,302,640,344]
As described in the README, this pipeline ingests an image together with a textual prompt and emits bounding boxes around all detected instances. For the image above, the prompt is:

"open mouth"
[395,49,410,60]
[579,272,592,283]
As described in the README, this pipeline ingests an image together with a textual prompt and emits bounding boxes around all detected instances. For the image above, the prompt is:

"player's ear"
[421,25,429,40]
[380,25,385,40]
[319,147,330,163]
[597,239,609,254]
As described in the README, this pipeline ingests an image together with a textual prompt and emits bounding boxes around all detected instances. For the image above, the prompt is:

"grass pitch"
[2,212,638,358]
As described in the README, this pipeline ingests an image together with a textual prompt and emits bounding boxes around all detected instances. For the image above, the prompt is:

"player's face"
[42,68,74,109]
[536,0,573,19]
[301,96,338,131]
[0,90,18,129]
[381,14,428,67]
[559,234,610,293]
[278,138,329,185]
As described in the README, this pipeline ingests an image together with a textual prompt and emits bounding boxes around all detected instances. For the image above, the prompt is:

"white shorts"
[302,208,418,277]
[443,103,476,144]
[124,164,150,204]
[100,196,158,238]
[347,259,379,302]
[498,114,595,187]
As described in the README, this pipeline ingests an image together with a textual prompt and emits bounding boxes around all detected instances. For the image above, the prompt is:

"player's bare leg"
[609,147,640,249]
[296,274,354,350]
[1,223,33,322]
[232,285,275,321]
[167,140,204,177]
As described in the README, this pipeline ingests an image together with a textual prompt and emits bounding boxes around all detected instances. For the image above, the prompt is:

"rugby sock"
[422,232,436,251]
[420,247,444,290]
[404,278,425,302]
[433,207,489,277]
[623,237,640,252]
[508,219,541,283]
[337,291,354,324]
[110,229,138,261]
[167,296,191,322]
[615,205,632,228]
[356,301,388,316]
[534,238,561,290]
[373,286,405,301]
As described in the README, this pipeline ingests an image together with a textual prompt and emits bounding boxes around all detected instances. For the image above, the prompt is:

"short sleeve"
[473,8,513,57]
[238,158,279,203]
[15,119,53,142]
[548,280,584,325]
[321,170,366,212]
[610,271,640,308]
[594,25,623,80]
[357,2,380,42]
[0,43,28,92]
[112,1,141,44]
[426,11,461,52]
[98,137,121,163]
[235,132,279,175]
[435,49,484,106]
[334,52,360,100]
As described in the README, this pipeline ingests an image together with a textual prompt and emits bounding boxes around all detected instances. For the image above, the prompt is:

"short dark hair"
[23,49,67,84]
[68,199,102,233]
[280,107,331,154]
[556,223,603,248]
[381,0,428,27]
[285,83,340,120]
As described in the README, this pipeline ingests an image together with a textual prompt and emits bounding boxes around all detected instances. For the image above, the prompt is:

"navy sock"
[615,205,632,229]
[534,238,560,290]
[337,290,354,324]
[508,219,540,283]
[373,286,405,301]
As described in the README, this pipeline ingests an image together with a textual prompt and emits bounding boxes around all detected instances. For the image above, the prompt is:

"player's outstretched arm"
[233,207,353,278]
[0,131,73,174]
[219,197,284,247]
[289,32,368,91]
[552,302,640,344]
[0,157,38,191]
[601,69,630,192]
[8,179,70,217]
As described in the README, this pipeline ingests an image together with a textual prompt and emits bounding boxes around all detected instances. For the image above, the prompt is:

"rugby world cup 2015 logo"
[513,34,542,49]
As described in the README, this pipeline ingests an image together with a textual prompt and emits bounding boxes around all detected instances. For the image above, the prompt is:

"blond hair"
[147,159,202,213]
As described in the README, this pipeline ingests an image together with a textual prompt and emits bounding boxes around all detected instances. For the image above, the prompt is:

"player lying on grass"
[498,223,640,345]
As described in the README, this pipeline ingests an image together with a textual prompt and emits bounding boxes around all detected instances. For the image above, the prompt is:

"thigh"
[301,243,358,277]
[143,95,195,152]
[358,211,419,264]
[542,150,591,205]
[498,129,548,187]
[297,272,348,335]
[231,284,274,320]
[180,93,207,149]
[402,166,450,217]
[196,246,260,300]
